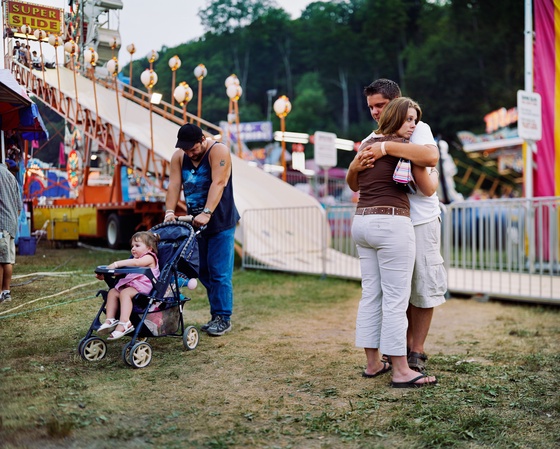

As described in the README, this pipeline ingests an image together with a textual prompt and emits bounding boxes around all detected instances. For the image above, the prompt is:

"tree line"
[127,0,522,166]
[34,0,522,183]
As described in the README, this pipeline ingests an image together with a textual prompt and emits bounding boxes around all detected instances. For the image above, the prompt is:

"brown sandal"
[408,351,428,372]
[382,347,411,366]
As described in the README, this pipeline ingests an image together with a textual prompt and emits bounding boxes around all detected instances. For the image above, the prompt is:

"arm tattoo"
[220,159,225,166]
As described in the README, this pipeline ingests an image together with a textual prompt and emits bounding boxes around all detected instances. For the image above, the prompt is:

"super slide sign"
[5,0,63,34]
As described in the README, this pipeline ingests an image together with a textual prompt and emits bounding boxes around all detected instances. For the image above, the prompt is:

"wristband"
[114,261,118,268]
[381,141,387,156]
[165,209,175,214]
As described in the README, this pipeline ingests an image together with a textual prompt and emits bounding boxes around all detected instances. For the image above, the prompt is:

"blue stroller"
[78,221,200,368]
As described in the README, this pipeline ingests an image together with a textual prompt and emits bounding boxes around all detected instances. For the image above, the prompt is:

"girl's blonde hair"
[376,97,422,136]
[131,231,160,254]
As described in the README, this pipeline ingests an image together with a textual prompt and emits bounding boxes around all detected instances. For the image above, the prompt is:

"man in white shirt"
[357,79,447,373]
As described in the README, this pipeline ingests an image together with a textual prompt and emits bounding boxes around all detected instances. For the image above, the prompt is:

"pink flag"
[533,0,559,261]
[534,0,559,197]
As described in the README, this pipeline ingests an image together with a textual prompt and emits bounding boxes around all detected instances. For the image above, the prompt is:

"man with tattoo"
[165,124,240,336]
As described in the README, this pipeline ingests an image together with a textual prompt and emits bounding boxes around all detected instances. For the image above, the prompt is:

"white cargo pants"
[352,214,415,356]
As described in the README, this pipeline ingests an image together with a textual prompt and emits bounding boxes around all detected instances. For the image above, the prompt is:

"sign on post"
[517,90,542,141]
[5,0,64,34]
[314,131,337,200]
[314,131,337,168]
[219,121,273,142]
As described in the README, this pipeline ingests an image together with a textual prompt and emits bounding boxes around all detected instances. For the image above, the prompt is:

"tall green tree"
[295,1,359,134]
[198,0,279,102]
[404,0,524,140]
[288,72,333,138]
[122,0,525,163]
[354,0,409,87]
[198,0,279,35]
[244,9,294,104]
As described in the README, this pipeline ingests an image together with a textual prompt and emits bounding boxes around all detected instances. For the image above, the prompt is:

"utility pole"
[266,89,277,123]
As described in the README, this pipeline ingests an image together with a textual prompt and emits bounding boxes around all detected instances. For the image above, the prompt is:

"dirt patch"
[430,299,523,361]
[430,298,558,359]
[263,294,558,369]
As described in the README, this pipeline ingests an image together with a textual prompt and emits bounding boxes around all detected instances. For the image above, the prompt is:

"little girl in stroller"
[80,220,200,368]
[96,231,160,340]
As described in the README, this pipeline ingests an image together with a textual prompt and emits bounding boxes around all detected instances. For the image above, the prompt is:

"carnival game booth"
[0,69,48,254]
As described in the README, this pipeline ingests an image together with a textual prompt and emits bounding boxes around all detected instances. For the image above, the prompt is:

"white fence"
[241,197,560,304]
[241,206,360,280]
[442,197,560,304]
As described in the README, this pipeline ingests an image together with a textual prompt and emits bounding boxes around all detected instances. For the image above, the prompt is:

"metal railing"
[442,197,560,304]
[284,171,356,205]
[241,197,560,304]
[241,206,330,276]
[241,204,360,280]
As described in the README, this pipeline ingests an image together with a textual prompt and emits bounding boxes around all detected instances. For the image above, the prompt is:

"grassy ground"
[0,244,559,448]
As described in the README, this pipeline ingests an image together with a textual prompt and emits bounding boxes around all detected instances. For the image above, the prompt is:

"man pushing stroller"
[164,124,240,337]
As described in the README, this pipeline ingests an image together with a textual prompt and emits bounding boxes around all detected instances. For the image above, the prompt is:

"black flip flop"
[391,374,437,388]
[362,362,391,378]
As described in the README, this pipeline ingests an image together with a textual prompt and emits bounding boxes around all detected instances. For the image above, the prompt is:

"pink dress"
[114,251,160,294]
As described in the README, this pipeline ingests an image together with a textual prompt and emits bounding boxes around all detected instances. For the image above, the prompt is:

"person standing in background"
[0,161,23,302]
[12,40,20,62]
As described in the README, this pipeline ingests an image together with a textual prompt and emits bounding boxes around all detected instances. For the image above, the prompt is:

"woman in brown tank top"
[346,98,437,388]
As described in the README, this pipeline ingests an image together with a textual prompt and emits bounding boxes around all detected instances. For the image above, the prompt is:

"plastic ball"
[187,278,198,290]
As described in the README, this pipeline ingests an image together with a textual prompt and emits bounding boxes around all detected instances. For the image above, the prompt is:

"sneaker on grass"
[1,290,11,302]
[206,316,232,336]
[200,316,217,332]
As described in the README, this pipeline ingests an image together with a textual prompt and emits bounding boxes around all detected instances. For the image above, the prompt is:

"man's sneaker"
[1,291,11,302]
[206,316,232,336]
[200,316,217,332]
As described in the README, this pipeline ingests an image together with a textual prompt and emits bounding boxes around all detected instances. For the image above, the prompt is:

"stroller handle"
[177,215,193,223]
[175,215,205,233]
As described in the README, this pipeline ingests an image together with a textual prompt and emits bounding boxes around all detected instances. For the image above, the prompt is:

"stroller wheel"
[122,343,133,366]
[183,326,199,351]
[129,342,153,368]
[80,337,107,362]
[77,336,88,355]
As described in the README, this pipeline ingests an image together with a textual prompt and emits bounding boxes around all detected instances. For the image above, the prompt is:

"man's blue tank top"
[181,142,240,235]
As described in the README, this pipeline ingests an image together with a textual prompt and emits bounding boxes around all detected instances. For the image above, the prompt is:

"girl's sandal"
[107,321,135,340]
[97,318,119,335]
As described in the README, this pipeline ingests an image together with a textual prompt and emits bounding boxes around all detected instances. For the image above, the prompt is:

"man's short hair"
[363,79,402,101]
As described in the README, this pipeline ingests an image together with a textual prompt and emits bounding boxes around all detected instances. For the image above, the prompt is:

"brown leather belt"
[355,206,410,217]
